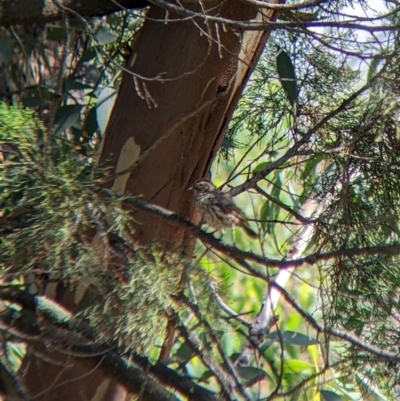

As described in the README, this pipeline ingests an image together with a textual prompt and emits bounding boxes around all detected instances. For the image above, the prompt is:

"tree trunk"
[21,2,280,400]
[99,1,273,248]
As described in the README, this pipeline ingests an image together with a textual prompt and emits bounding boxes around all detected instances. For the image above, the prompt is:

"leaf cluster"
[0,103,222,355]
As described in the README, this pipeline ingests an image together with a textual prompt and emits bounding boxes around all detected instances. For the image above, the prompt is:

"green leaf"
[320,390,346,401]
[259,338,276,353]
[287,186,301,209]
[237,366,269,381]
[283,359,315,373]
[276,48,298,106]
[86,67,102,83]
[254,161,270,172]
[95,26,118,45]
[79,48,97,63]
[260,200,270,230]
[65,81,93,92]
[229,352,241,363]
[174,342,194,362]
[366,56,383,83]
[54,104,83,136]
[268,330,319,346]
[270,176,283,225]
[200,370,213,382]
[6,342,26,371]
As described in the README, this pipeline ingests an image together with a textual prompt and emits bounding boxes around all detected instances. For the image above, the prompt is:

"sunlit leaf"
[6,342,26,372]
[254,161,270,172]
[200,370,213,382]
[287,186,301,209]
[283,359,315,373]
[95,26,118,45]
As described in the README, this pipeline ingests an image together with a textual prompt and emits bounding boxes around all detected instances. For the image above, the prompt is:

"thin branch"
[255,184,310,223]
[0,298,220,401]
[146,0,400,33]
[274,281,400,360]
[94,187,400,271]
[229,65,388,197]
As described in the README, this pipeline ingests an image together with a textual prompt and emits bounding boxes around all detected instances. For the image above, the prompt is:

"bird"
[188,178,258,238]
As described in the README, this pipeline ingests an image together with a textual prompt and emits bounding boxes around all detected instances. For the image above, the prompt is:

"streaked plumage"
[189,179,257,238]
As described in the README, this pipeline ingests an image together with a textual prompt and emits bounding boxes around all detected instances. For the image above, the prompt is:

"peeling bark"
[20,1,281,399]
[99,1,275,248]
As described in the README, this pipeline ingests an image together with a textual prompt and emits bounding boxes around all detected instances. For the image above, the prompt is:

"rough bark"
[20,1,280,400]
[0,0,148,26]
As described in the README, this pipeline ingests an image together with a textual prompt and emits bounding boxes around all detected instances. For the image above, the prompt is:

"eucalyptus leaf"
[54,104,83,136]
[276,48,298,106]
[79,48,97,63]
[283,359,314,373]
[254,161,270,172]
[174,341,194,362]
[95,26,118,45]
[260,200,270,230]
[267,331,319,346]
[237,366,269,381]
[65,81,93,92]
[367,56,383,83]
[86,67,102,83]
[320,390,346,401]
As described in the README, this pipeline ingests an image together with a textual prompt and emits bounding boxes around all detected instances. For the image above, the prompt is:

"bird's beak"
[188,186,193,191]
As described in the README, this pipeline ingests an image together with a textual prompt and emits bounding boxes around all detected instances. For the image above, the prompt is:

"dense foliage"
[2,1,400,400]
